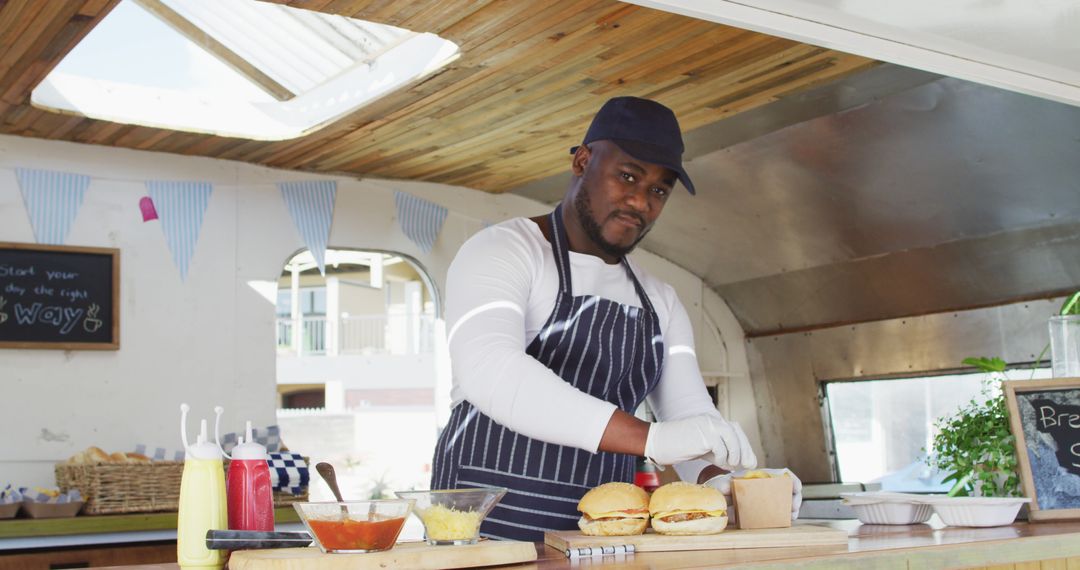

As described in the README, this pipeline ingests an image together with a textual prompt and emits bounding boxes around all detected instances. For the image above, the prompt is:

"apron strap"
[622,258,657,314]
[549,204,574,295]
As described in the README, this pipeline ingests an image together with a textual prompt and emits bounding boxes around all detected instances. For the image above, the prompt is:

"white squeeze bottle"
[177,404,227,569]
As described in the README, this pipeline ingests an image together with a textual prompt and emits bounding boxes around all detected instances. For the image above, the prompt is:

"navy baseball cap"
[570,96,696,195]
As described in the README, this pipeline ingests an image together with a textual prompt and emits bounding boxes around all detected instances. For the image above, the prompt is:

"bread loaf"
[66,446,150,464]
[66,446,111,464]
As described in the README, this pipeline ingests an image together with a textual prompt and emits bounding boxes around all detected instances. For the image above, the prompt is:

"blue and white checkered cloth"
[134,425,282,461]
[268,453,308,495]
[0,485,20,504]
[220,425,282,454]
[134,444,185,461]
[19,487,81,504]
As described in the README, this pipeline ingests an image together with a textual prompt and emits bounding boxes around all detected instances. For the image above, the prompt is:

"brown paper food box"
[731,476,793,529]
[21,500,84,519]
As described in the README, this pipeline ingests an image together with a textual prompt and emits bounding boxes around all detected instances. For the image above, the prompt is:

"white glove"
[644,414,757,470]
[704,468,803,520]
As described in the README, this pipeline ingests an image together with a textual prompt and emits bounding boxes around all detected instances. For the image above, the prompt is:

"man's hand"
[704,468,804,520]
[644,414,758,470]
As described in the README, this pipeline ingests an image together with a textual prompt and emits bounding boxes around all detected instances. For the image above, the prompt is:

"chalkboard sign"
[1005,378,1080,521]
[0,242,119,350]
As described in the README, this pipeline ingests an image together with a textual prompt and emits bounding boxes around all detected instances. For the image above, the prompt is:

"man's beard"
[574,188,650,259]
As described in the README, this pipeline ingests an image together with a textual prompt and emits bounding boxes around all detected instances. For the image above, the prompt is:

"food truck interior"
[1,0,1079,568]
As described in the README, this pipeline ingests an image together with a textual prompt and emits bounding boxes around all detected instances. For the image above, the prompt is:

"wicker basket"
[56,460,309,515]
[270,488,308,507]
[56,462,184,514]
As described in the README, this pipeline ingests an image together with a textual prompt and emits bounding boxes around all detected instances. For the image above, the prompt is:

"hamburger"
[648,482,728,535]
[576,482,650,536]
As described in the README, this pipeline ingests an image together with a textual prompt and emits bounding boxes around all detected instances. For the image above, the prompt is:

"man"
[432,96,800,541]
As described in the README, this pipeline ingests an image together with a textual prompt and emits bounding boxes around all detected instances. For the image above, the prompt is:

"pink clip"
[140,196,158,222]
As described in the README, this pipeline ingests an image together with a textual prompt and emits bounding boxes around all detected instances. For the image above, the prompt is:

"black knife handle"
[205,529,313,550]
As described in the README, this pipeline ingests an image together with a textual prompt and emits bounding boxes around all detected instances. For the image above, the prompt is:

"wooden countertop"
[83,517,1080,569]
[0,507,300,539]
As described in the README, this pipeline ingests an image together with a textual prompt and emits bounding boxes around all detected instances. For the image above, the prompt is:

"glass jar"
[1049,315,1080,378]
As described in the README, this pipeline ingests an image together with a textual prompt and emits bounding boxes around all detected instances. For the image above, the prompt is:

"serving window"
[823,367,1051,490]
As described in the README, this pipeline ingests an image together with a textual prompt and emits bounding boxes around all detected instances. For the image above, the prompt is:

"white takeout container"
[920,496,1031,527]
[849,501,933,525]
[841,492,933,525]
[842,492,1032,527]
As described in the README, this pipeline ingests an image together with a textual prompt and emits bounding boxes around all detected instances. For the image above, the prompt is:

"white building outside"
[273,249,444,503]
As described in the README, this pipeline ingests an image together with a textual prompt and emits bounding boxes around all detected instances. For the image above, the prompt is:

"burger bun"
[577,482,649,515]
[649,481,728,536]
[578,516,649,536]
[650,513,728,535]
[576,482,650,536]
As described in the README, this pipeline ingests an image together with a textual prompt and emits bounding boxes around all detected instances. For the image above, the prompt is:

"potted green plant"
[927,357,1021,497]
[928,292,1080,497]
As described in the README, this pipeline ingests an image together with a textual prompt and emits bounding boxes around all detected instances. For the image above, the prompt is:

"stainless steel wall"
[748,296,1067,482]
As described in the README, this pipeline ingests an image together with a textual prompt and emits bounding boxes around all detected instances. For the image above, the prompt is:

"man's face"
[573,141,676,259]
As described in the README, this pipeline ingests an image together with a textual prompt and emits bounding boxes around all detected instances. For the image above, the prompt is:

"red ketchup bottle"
[223,421,274,531]
[634,458,661,493]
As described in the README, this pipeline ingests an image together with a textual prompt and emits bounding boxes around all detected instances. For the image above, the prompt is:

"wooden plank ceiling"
[0,0,876,193]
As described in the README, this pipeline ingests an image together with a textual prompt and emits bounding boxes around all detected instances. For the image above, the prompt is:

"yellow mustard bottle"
[177,404,227,570]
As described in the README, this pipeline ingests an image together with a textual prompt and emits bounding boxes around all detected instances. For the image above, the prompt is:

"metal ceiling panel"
[648,77,1080,286]
[636,77,1080,332]
[721,222,1080,335]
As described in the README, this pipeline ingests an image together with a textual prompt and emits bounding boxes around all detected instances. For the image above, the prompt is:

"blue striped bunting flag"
[15,168,91,245]
[277,181,336,275]
[394,192,448,254]
[146,181,212,281]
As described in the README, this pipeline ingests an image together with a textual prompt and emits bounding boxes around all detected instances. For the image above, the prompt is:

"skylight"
[31,0,459,141]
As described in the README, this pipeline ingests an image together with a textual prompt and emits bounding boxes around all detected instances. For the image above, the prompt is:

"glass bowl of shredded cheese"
[395,488,507,545]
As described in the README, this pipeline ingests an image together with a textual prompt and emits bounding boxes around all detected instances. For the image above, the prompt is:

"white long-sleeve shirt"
[446,217,720,481]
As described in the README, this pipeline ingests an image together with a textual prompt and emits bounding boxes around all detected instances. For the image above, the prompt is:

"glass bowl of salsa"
[394,488,507,545]
[293,500,415,553]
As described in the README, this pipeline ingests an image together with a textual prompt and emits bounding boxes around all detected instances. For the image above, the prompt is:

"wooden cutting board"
[545,523,848,555]
[229,540,537,569]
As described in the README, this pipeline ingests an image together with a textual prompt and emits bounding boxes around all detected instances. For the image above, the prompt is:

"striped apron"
[431,204,665,541]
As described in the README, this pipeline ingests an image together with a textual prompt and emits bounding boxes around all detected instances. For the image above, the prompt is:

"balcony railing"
[276,314,435,356]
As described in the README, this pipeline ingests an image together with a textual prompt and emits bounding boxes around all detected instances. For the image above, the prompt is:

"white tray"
[848,502,933,525]
[840,492,933,525]
[918,496,1031,527]
[841,493,1032,527]
[840,492,928,506]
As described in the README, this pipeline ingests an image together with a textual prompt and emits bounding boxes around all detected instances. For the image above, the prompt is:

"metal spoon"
[316,461,357,521]
[317,462,377,520]
[315,462,345,502]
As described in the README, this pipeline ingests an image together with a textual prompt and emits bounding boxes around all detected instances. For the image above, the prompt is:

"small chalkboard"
[1004,378,1080,521]
[0,242,119,350]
